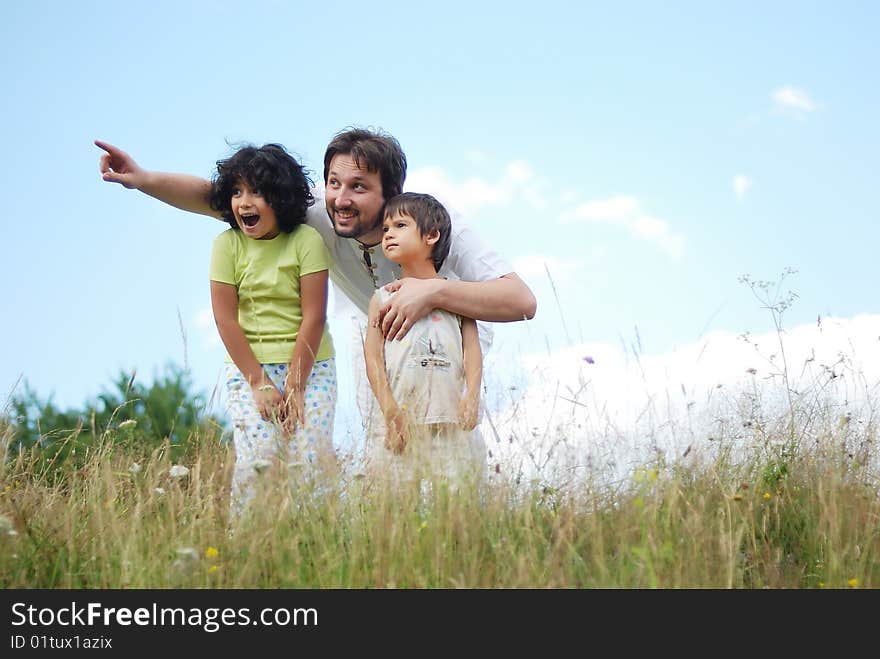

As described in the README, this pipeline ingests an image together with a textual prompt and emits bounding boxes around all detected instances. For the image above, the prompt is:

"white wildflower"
[175,547,199,562]
[170,547,200,584]
[252,459,272,474]
[129,462,142,474]
[169,465,190,479]
[118,419,137,430]
[0,514,16,537]
[154,487,166,496]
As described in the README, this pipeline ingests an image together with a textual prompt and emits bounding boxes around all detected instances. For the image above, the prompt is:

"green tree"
[3,364,224,471]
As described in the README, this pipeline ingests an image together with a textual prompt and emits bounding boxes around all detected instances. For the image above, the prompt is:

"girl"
[208,144,336,515]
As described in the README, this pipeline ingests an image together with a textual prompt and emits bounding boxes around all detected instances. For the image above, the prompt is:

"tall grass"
[2,270,877,588]
[1,405,876,588]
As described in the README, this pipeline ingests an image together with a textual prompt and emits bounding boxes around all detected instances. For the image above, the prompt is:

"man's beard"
[328,203,384,241]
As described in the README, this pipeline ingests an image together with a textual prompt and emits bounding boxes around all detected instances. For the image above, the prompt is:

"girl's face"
[231,180,279,240]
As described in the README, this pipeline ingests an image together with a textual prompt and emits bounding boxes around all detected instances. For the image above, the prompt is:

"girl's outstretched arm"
[96,140,221,218]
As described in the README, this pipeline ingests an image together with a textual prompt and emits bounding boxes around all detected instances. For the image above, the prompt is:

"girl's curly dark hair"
[209,143,314,232]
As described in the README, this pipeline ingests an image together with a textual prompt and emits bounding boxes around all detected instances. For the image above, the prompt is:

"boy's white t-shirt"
[373,286,464,426]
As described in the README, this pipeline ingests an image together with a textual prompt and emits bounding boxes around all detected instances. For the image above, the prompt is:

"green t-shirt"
[209,224,334,364]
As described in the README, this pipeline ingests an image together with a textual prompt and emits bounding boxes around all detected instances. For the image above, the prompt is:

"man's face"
[325,154,385,243]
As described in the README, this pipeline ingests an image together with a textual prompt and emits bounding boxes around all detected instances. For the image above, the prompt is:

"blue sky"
[2,1,878,456]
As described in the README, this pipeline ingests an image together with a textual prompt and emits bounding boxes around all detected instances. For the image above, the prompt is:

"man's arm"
[95,140,221,218]
[380,273,536,341]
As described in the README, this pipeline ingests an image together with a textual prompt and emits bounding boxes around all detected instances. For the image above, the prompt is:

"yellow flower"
[418,520,428,532]
[818,582,825,588]
[205,546,219,560]
[848,578,859,588]
[207,565,220,574]
[763,492,771,501]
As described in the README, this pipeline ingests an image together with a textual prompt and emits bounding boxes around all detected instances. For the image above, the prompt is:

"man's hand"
[95,140,146,190]
[379,278,443,341]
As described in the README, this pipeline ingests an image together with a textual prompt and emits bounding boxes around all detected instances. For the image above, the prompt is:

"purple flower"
[583,356,595,364]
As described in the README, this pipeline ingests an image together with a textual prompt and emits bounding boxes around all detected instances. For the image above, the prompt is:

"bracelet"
[257,384,275,392]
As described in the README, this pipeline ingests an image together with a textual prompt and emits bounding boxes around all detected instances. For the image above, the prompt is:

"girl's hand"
[458,394,479,431]
[281,387,305,436]
[252,382,282,422]
[95,140,147,190]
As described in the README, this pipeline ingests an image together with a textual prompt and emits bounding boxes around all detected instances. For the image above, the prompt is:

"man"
[95,127,536,461]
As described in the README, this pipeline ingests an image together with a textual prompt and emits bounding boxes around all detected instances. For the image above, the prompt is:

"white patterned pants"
[224,359,337,515]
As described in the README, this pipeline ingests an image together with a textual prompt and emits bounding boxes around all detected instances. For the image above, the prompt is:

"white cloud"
[407,160,683,260]
[733,174,752,200]
[772,86,819,117]
[405,159,544,215]
[505,160,532,183]
[631,215,684,260]
[561,196,684,260]
[484,314,880,485]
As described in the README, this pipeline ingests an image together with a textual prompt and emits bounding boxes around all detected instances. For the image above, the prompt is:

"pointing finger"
[94,139,117,156]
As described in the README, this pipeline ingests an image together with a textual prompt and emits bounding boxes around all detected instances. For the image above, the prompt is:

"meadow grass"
[2,269,877,588]
[1,401,876,589]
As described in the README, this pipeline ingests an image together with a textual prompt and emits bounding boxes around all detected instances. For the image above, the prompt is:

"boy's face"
[382,212,437,264]
[325,154,386,243]
[231,180,279,240]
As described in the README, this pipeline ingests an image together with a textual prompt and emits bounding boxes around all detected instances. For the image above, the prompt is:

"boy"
[364,193,484,492]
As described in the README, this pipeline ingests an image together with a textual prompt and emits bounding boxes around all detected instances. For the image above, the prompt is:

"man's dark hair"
[323,127,407,201]
[384,192,452,271]
[210,143,314,232]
